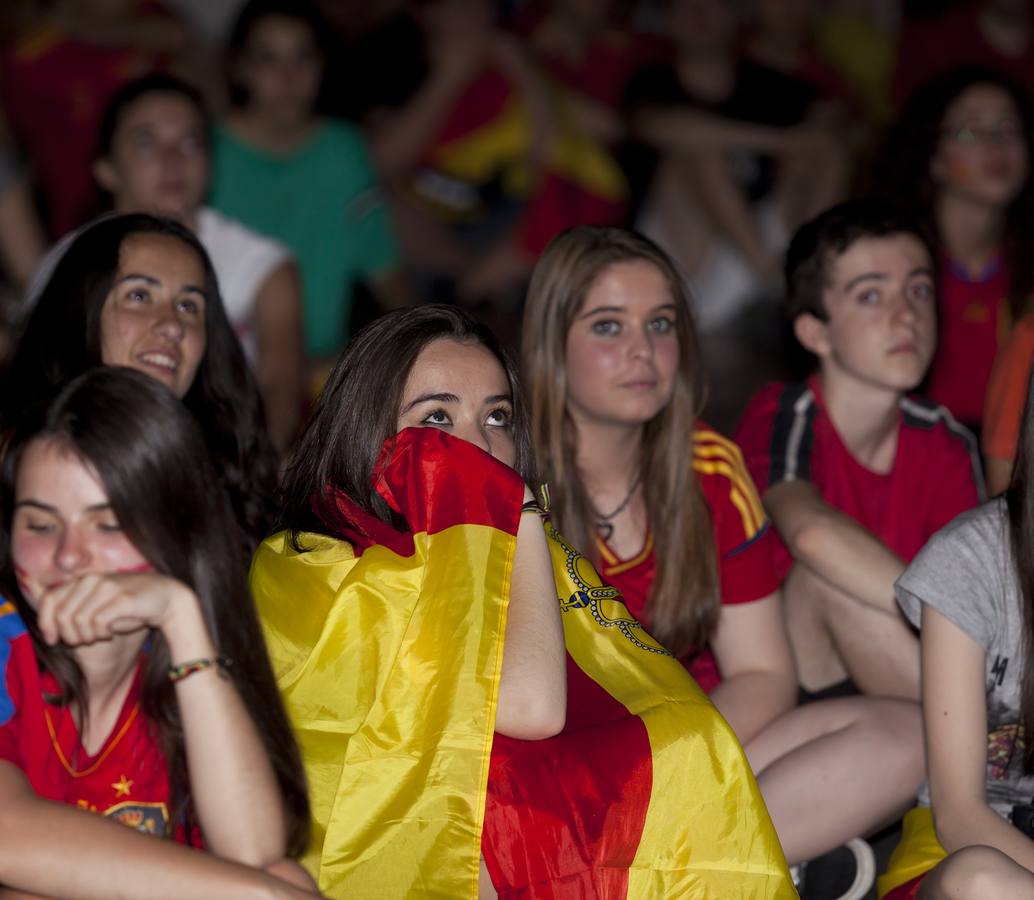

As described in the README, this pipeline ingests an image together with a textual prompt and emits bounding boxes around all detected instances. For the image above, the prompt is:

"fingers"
[36,575,153,647]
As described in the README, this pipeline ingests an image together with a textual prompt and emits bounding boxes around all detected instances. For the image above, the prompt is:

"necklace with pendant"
[594,473,642,541]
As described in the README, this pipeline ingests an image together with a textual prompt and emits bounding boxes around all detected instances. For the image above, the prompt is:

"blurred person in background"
[893,0,1034,109]
[0,107,45,291]
[623,0,847,428]
[355,0,627,333]
[91,74,302,451]
[869,66,1034,433]
[0,0,218,237]
[210,0,408,385]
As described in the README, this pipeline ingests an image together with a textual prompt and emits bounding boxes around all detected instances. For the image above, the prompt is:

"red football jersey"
[598,427,780,693]
[925,254,1010,427]
[0,602,179,839]
[735,375,984,580]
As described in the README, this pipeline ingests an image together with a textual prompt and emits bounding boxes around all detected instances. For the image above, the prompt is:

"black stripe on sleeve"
[768,383,817,486]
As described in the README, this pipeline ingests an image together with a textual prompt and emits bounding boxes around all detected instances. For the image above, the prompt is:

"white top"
[195,207,291,362]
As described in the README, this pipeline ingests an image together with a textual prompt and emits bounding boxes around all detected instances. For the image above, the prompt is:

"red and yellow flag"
[251,428,793,898]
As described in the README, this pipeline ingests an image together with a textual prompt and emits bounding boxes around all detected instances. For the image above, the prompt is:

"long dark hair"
[277,304,533,541]
[0,213,278,551]
[522,226,719,656]
[867,66,1034,323]
[0,367,309,853]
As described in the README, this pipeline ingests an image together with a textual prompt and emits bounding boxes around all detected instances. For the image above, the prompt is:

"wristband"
[168,656,232,683]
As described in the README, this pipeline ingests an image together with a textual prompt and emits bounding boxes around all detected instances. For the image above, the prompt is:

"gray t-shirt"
[896,498,1034,817]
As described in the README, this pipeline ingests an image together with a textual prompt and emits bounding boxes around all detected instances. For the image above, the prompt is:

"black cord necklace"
[594,473,642,541]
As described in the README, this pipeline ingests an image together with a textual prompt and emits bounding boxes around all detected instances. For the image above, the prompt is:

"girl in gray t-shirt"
[880,495,1034,898]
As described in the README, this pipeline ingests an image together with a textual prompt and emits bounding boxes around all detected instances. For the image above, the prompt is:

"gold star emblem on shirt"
[111,775,133,798]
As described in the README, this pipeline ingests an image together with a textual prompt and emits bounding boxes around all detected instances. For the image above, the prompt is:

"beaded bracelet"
[168,656,232,683]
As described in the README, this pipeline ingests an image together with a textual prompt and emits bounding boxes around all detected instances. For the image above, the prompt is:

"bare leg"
[919,845,1034,899]
[785,564,920,699]
[783,563,849,691]
[744,696,924,865]
[479,857,498,899]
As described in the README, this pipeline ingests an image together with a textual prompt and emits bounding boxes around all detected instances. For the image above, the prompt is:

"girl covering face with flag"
[0,367,316,899]
[256,304,793,898]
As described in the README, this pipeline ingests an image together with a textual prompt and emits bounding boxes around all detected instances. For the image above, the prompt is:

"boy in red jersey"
[737,202,984,701]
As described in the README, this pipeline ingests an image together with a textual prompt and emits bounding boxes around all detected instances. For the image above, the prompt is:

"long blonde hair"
[522,226,719,654]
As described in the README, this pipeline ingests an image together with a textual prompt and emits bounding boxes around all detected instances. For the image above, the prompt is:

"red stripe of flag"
[483,656,653,898]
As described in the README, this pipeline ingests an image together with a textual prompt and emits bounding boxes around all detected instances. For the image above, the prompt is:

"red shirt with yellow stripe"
[0,601,181,840]
[598,427,780,693]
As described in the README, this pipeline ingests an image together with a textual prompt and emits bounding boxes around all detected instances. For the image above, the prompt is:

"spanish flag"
[251,428,793,898]
[417,65,629,255]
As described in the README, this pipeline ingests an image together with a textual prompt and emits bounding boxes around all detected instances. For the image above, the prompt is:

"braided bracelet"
[168,656,232,683]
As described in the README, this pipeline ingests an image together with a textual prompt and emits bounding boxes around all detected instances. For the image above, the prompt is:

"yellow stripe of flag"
[253,524,512,899]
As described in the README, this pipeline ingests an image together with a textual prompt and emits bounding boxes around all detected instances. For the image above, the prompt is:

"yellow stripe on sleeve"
[692,431,767,531]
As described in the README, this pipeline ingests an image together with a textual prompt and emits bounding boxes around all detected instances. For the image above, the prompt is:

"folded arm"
[0,762,317,900]
[765,480,905,617]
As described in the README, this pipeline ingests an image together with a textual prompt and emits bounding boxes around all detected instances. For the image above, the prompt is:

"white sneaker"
[798,837,876,900]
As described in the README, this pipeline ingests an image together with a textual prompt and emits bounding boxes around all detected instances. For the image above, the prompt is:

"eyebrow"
[843,268,934,292]
[116,273,207,298]
[14,500,113,513]
[400,392,512,414]
[577,303,678,319]
[400,392,458,414]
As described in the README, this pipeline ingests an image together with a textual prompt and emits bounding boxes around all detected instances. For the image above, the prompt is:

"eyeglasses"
[941,122,1025,146]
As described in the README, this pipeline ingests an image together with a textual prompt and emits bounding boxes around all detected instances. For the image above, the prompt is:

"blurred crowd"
[2,0,1031,440]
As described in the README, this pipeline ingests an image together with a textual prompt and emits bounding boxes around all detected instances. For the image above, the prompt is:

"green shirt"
[210,119,399,358]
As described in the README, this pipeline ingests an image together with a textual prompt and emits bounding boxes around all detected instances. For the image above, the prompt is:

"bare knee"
[857,699,923,768]
[922,845,1029,899]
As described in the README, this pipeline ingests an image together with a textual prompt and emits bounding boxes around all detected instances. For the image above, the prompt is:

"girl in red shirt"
[0,367,316,899]
[522,225,926,883]
[870,67,1034,429]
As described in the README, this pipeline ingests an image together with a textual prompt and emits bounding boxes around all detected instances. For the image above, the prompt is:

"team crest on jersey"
[104,800,169,837]
[547,522,671,656]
